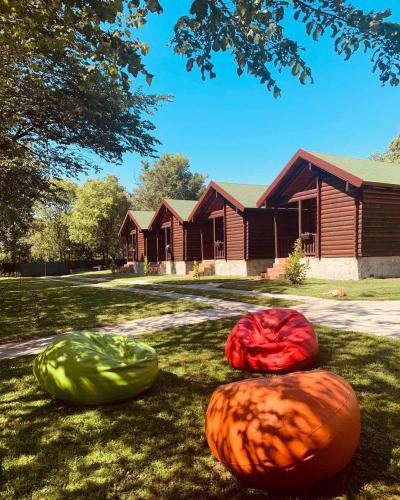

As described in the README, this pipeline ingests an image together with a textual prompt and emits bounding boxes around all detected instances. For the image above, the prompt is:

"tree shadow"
[0,319,399,498]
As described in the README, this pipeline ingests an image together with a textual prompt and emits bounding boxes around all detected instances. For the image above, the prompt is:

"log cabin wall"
[137,231,145,261]
[225,203,245,260]
[320,172,358,258]
[146,231,157,262]
[172,215,184,261]
[185,222,202,261]
[245,210,275,259]
[361,186,400,256]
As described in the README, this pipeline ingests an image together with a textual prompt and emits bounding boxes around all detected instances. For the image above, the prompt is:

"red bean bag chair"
[225,308,318,373]
[205,371,360,489]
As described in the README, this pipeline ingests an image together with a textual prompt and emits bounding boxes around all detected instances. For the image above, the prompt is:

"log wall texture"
[246,211,275,259]
[225,203,245,260]
[361,186,400,256]
[320,174,357,257]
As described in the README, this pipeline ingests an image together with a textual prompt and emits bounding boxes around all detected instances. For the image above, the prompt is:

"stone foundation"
[304,256,400,280]
[214,259,274,277]
[358,256,400,279]
[158,261,194,275]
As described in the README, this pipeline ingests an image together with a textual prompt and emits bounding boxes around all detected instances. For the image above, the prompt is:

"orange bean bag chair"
[205,371,360,489]
[225,309,318,373]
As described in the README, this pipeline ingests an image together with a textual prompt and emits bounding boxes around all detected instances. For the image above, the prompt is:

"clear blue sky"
[87,1,400,192]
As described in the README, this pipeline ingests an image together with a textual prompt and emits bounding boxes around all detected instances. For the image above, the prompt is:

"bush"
[143,256,149,275]
[193,260,201,279]
[287,239,309,285]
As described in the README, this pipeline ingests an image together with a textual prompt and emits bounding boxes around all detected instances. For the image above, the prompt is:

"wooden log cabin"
[257,149,400,279]
[188,181,275,276]
[148,198,200,274]
[118,210,155,272]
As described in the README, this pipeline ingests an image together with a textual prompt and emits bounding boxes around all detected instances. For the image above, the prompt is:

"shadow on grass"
[0,278,203,343]
[0,318,399,498]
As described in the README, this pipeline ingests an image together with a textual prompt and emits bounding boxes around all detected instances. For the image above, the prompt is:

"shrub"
[143,256,149,275]
[287,239,309,285]
[193,260,201,279]
[109,259,117,274]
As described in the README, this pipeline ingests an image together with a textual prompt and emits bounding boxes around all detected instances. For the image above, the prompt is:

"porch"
[274,195,319,258]
[122,231,138,263]
[200,215,226,261]
[155,223,173,262]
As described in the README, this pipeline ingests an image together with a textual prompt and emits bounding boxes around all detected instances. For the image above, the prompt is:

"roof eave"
[256,148,363,207]
[149,199,185,227]
[188,181,245,220]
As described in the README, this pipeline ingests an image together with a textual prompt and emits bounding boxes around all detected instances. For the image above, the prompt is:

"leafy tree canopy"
[29,180,78,261]
[171,1,400,97]
[69,176,130,261]
[0,0,168,181]
[131,153,207,210]
[370,133,400,163]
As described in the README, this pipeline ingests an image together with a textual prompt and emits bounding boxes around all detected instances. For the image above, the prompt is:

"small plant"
[193,260,201,279]
[287,238,309,285]
[143,256,149,275]
[109,259,117,274]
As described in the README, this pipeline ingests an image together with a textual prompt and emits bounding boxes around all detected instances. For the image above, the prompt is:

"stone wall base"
[124,262,145,274]
[303,256,400,280]
[158,261,194,275]
[214,259,274,277]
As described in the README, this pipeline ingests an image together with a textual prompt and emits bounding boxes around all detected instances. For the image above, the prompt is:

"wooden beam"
[200,225,204,261]
[223,203,227,260]
[212,217,216,259]
[273,208,278,258]
[298,199,302,236]
[284,188,318,204]
[316,176,321,259]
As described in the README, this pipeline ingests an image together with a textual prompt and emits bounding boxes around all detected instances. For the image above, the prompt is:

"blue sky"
[87,1,400,192]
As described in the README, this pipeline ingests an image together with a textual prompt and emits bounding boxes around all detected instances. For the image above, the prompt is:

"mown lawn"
[120,283,297,308]
[224,277,400,300]
[0,278,205,343]
[1,319,399,499]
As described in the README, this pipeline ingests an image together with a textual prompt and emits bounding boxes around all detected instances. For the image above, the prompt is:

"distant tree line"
[0,154,206,264]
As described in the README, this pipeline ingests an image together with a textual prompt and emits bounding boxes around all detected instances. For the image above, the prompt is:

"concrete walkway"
[0,308,239,360]
[178,283,400,339]
[1,276,399,361]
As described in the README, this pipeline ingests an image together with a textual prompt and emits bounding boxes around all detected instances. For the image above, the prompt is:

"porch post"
[273,208,278,258]
[316,176,321,259]
[156,232,159,262]
[200,224,204,261]
[212,217,216,259]
[126,236,130,262]
[298,199,302,236]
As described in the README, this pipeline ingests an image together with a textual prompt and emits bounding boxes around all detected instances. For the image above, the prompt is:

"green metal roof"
[164,199,198,221]
[215,182,269,208]
[128,210,154,229]
[308,151,400,186]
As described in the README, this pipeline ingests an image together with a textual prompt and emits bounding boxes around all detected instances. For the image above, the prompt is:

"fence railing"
[214,241,225,259]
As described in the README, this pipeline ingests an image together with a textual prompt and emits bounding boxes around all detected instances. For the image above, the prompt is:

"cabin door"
[201,220,214,260]
[214,217,225,259]
[165,226,172,260]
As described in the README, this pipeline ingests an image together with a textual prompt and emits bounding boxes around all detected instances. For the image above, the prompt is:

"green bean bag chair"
[33,332,158,405]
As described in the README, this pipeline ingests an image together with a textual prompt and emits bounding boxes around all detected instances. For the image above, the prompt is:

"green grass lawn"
[1,319,399,499]
[223,277,400,300]
[120,283,297,308]
[0,278,205,343]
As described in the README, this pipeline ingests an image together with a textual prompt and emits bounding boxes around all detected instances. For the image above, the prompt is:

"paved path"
[0,308,239,360]
[179,283,400,339]
[2,277,399,360]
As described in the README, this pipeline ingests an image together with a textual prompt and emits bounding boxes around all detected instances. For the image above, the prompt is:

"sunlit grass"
[0,278,205,343]
[224,277,400,300]
[112,283,298,308]
[0,320,399,499]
